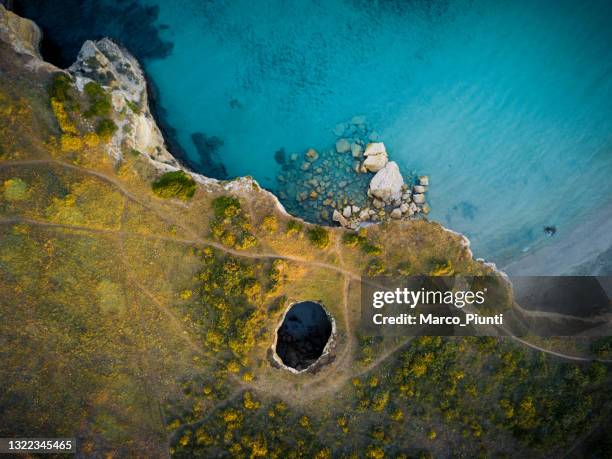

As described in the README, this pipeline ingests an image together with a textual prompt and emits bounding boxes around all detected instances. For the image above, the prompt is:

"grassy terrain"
[0,26,610,458]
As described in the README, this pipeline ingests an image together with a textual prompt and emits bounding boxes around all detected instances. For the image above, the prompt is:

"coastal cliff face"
[67,37,180,167]
[1,7,610,459]
[0,3,40,59]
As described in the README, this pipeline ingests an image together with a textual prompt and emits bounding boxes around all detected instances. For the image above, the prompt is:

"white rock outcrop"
[68,38,179,166]
[368,161,404,202]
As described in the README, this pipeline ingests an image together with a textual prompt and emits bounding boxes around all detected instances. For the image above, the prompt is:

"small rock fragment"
[412,193,425,204]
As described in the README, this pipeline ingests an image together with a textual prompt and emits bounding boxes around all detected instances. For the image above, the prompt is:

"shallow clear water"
[17,0,612,267]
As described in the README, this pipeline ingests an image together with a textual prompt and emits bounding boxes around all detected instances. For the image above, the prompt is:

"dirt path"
[2,159,609,388]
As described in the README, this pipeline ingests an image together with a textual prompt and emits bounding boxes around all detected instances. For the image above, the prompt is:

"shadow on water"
[14,0,173,67]
[14,0,231,180]
[190,133,228,180]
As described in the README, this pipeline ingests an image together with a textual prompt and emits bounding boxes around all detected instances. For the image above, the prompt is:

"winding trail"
[3,156,611,456]
[1,158,609,377]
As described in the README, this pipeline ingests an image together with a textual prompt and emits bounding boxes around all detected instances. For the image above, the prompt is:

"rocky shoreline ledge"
[276,117,430,229]
[0,2,452,251]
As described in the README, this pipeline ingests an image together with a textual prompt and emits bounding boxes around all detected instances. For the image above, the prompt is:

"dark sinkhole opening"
[275,301,333,372]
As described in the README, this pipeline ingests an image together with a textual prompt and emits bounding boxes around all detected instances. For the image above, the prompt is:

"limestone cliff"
[67,37,180,167]
[0,3,41,60]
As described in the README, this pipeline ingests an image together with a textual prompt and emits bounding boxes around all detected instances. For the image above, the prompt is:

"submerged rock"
[335,138,351,153]
[351,143,363,158]
[306,148,319,162]
[333,123,347,136]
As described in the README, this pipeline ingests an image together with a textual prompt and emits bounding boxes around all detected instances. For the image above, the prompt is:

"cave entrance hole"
[274,301,333,372]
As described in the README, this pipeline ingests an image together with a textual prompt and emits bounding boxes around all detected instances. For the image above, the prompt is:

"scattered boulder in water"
[275,301,333,372]
[362,142,389,172]
[544,226,557,237]
[335,138,351,153]
[274,147,286,165]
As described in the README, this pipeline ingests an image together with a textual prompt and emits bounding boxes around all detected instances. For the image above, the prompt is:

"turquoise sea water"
[16,0,612,268]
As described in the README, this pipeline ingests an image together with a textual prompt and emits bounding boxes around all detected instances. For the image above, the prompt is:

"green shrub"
[212,196,241,219]
[307,226,330,249]
[95,118,118,140]
[262,215,278,233]
[591,337,612,359]
[366,259,386,276]
[235,234,258,250]
[152,170,197,200]
[397,261,412,276]
[429,259,454,276]
[125,99,140,114]
[342,232,381,255]
[84,81,112,117]
[49,73,72,102]
[3,178,29,201]
[342,232,361,247]
[361,241,382,255]
[286,219,302,235]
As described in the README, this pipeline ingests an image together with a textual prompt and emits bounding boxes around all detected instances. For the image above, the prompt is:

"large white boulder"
[363,153,388,172]
[364,142,387,156]
[363,142,389,172]
[369,161,404,202]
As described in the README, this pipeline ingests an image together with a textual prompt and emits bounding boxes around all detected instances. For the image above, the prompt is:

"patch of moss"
[307,226,330,249]
[152,170,196,200]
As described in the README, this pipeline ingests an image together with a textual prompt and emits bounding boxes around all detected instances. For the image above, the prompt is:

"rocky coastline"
[276,117,430,230]
[1,2,457,251]
[65,30,431,233]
